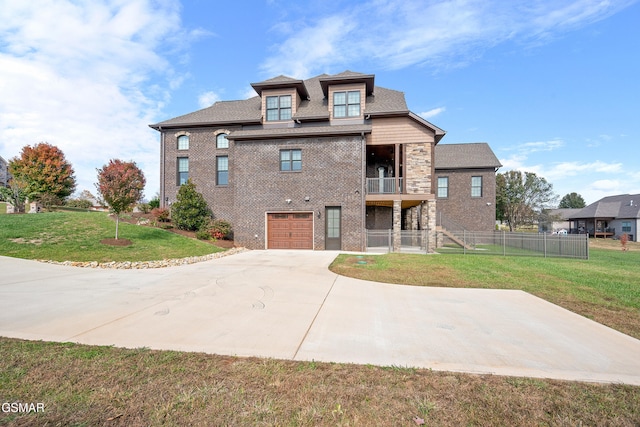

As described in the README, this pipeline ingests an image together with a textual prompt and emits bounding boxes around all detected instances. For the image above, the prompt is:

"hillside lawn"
[1,212,639,425]
[0,210,223,262]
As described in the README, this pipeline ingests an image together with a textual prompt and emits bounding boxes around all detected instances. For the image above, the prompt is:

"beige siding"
[369,117,435,145]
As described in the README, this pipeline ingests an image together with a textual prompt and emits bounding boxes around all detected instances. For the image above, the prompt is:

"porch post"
[420,199,437,253]
[394,143,400,193]
[393,200,401,252]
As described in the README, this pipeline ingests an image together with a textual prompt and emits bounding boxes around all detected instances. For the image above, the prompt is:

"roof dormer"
[319,71,375,120]
[251,76,310,124]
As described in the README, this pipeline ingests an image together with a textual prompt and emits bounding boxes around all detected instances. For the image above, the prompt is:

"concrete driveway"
[1,250,640,385]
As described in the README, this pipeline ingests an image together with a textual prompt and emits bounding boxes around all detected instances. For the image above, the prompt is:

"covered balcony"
[366,144,403,195]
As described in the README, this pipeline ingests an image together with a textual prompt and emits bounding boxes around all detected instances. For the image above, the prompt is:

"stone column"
[393,200,401,252]
[421,200,437,253]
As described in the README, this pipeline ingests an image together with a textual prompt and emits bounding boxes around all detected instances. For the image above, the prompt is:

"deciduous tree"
[558,192,586,209]
[96,159,146,239]
[496,170,557,231]
[9,143,76,202]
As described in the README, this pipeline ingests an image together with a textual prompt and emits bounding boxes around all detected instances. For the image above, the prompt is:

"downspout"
[361,131,367,251]
[159,127,166,208]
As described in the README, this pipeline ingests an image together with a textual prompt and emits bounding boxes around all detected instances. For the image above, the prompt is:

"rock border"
[37,247,248,269]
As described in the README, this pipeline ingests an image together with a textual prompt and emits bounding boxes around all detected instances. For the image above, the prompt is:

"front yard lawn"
[0,211,223,262]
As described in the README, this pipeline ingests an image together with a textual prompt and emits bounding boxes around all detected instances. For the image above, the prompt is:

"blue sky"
[1,0,638,205]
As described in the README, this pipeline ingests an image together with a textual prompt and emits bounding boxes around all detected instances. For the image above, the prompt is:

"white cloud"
[198,91,221,108]
[0,0,192,197]
[419,107,446,119]
[260,0,636,77]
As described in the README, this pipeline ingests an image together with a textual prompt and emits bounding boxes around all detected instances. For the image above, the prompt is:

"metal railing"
[366,177,403,194]
[438,231,589,259]
[366,229,589,259]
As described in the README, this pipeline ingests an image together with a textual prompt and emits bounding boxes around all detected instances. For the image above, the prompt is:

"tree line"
[496,170,586,232]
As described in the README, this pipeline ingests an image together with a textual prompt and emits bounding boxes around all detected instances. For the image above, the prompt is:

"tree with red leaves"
[96,159,146,239]
[9,142,77,203]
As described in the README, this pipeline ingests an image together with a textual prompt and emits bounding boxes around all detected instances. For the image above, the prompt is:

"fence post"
[463,230,466,255]
[544,232,547,258]
[503,231,506,256]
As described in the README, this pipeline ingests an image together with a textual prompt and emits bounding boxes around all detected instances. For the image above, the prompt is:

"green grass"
[1,338,638,426]
[0,202,6,214]
[0,211,222,262]
[330,247,640,339]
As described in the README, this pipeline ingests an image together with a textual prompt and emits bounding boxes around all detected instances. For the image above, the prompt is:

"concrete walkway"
[1,251,640,385]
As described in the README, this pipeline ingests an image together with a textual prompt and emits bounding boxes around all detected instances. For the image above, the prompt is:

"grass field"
[0,211,222,262]
[1,214,639,425]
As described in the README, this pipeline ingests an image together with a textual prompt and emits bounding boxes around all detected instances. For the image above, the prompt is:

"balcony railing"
[367,177,403,194]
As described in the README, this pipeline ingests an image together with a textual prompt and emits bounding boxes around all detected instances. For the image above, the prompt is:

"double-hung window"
[177,157,189,185]
[280,149,301,171]
[266,95,292,121]
[471,176,483,197]
[437,176,448,198]
[622,221,632,233]
[217,156,228,185]
[333,91,360,118]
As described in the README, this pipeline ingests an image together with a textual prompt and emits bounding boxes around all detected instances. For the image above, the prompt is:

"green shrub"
[66,199,93,209]
[149,196,160,209]
[195,229,211,240]
[138,203,151,214]
[170,180,211,231]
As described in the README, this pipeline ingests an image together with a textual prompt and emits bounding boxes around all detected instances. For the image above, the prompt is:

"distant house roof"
[434,143,502,170]
[149,71,446,141]
[569,194,640,219]
[545,208,582,220]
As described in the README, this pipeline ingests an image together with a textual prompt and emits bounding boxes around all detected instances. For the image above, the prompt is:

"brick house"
[434,143,502,231]
[151,71,496,251]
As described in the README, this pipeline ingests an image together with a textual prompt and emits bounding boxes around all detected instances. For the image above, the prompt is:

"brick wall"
[435,168,497,231]
[232,135,365,250]
[161,127,239,222]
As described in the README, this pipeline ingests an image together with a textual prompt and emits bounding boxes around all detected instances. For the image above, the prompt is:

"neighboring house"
[568,194,640,241]
[151,71,496,251]
[0,155,9,188]
[538,208,582,233]
[434,143,501,231]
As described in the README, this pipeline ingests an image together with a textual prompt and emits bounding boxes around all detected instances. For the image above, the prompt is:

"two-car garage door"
[267,212,313,249]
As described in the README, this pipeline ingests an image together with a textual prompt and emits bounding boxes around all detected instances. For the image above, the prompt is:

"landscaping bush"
[205,219,233,240]
[170,180,211,231]
[66,198,93,209]
[195,229,212,240]
[137,202,151,214]
[151,207,170,222]
[149,196,160,209]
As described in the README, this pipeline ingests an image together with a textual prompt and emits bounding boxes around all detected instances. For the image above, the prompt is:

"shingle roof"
[434,143,502,169]
[150,71,419,130]
[569,194,640,219]
[229,124,372,141]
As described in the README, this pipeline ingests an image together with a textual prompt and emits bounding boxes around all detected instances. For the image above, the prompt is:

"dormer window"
[266,95,292,121]
[333,91,360,118]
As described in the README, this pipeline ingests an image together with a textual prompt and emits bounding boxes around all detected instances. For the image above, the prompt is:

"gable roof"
[149,71,442,139]
[434,143,502,169]
[569,194,640,219]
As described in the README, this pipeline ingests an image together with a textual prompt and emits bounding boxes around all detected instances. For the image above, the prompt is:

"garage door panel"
[267,213,313,249]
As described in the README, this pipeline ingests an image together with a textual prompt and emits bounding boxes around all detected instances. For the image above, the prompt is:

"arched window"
[216,133,229,149]
[177,135,189,150]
